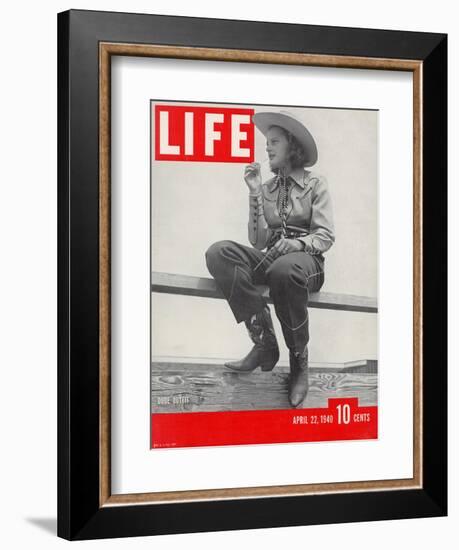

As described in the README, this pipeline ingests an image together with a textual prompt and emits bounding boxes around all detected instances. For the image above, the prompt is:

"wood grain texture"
[151,362,377,413]
[412,63,423,488]
[99,41,111,507]
[152,272,378,313]
[102,42,421,71]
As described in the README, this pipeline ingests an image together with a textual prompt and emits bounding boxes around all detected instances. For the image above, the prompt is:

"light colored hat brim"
[252,111,318,167]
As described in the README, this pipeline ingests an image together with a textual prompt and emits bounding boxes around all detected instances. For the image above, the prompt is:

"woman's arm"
[296,176,335,254]
[248,189,272,250]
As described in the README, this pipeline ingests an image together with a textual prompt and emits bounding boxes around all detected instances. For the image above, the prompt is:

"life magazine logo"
[154,104,255,163]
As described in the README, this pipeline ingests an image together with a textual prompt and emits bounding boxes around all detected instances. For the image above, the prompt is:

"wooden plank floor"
[151,362,378,413]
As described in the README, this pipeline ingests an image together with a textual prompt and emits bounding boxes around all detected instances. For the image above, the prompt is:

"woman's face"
[266,126,290,171]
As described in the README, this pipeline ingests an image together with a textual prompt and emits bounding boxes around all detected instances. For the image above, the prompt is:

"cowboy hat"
[252,110,318,167]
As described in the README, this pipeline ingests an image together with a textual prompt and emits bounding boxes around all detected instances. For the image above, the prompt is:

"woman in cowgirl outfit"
[205,110,335,408]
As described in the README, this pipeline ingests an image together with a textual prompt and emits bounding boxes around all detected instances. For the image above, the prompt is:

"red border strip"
[151,398,377,449]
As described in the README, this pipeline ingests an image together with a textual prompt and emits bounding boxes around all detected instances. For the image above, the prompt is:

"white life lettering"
[205,113,224,156]
[231,114,251,157]
[159,111,180,155]
[184,112,194,155]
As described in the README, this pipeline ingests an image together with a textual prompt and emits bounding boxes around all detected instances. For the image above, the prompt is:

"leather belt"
[267,227,324,260]
[267,227,309,249]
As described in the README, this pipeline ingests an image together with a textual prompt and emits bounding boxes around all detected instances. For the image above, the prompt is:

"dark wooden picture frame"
[58,9,447,540]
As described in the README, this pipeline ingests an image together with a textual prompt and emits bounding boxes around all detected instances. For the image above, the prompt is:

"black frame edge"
[73,489,444,541]
[65,8,445,60]
[57,10,71,540]
[421,35,448,515]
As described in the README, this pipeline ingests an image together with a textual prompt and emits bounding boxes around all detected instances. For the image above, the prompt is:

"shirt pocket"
[292,186,312,202]
[291,186,312,220]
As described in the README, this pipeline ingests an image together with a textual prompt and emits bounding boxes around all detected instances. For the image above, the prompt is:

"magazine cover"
[150,100,378,449]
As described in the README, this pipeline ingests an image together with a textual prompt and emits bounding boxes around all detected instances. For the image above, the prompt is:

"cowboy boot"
[224,304,279,372]
[288,347,309,407]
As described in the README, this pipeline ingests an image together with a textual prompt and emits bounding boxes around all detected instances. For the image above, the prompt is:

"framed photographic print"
[57,9,447,540]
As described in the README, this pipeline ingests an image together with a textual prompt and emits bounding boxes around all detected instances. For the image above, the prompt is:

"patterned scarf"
[276,171,292,238]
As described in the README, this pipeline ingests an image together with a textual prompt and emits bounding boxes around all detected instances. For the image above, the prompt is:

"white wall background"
[0,1,455,549]
[150,100,378,364]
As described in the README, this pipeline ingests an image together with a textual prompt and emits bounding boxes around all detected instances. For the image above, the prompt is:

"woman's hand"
[269,238,304,260]
[244,162,262,193]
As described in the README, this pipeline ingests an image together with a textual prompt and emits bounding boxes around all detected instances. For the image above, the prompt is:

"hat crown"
[271,110,301,126]
[252,110,318,167]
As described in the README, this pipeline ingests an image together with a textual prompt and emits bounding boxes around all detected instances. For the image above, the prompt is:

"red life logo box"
[154,104,255,163]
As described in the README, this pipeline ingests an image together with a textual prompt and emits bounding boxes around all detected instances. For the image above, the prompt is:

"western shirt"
[248,168,335,255]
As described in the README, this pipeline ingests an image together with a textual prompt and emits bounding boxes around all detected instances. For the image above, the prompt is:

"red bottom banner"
[151,398,378,449]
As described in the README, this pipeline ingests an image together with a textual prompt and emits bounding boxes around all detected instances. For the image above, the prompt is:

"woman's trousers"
[205,240,325,356]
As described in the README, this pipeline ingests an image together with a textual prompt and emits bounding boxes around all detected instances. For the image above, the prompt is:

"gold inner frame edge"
[99,42,423,507]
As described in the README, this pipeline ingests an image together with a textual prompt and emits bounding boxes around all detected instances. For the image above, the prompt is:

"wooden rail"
[151,271,377,314]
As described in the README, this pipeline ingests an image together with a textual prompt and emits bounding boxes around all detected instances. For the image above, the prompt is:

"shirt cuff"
[249,192,264,215]
[296,239,307,251]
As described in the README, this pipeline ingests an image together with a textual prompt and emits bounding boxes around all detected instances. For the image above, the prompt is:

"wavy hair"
[268,125,309,169]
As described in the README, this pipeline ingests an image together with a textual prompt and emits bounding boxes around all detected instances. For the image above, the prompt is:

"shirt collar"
[267,168,306,191]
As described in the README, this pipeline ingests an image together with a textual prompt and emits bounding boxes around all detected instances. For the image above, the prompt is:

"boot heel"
[260,363,276,372]
[225,306,279,372]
